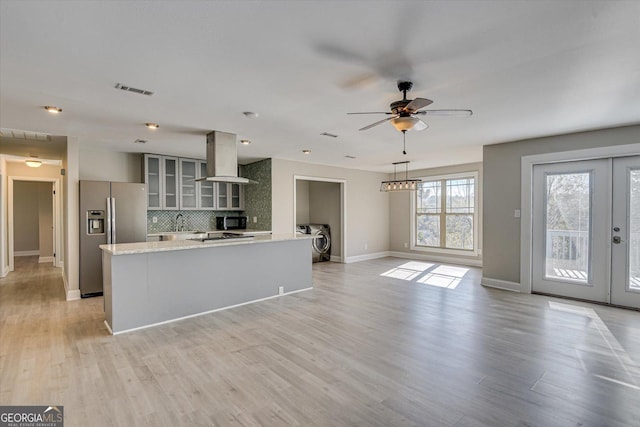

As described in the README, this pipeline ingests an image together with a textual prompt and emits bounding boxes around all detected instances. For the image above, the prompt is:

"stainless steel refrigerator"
[79,181,147,297]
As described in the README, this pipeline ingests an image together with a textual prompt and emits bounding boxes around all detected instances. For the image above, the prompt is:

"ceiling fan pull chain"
[402,130,407,155]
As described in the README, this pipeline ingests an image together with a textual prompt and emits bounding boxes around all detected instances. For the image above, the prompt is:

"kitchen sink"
[159,231,208,241]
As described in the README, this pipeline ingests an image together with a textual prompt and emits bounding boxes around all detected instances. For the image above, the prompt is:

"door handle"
[613,236,622,244]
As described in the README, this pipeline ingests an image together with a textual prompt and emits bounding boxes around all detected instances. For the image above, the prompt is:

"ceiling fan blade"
[403,97,433,112]
[347,112,393,115]
[359,116,397,131]
[414,109,473,117]
[413,119,429,131]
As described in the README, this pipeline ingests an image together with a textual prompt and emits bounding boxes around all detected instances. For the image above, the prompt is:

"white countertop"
[100,233,314,256]
[147,229,271,237]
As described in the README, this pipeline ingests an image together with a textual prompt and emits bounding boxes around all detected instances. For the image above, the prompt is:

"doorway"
[8,176,62,272]
[531,156,640,308]
[294,176,346,263]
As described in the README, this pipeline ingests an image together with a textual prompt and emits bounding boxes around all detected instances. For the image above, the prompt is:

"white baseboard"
[481,277,522,292]
[15,250,40,257]
[63,273,81,301]
[330,255,343,263]
[345,251,390,264]
[388,251,483,268]
[39,256,54,263]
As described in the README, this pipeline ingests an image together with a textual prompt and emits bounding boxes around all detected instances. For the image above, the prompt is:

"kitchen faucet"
[175,213,185,232]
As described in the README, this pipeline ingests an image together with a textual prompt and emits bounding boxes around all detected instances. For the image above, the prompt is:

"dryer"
[308,224,331,263]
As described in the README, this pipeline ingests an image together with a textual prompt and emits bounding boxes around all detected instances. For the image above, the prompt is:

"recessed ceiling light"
[240,139,251,145]
[302,149,311,155]
[242,111,259,119]
[44,106,62,114]
[145,123,159,129]
[134,139,147,144]
[25,159,42,168]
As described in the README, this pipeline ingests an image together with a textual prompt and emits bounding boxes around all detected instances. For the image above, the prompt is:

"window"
[414,172,477,253]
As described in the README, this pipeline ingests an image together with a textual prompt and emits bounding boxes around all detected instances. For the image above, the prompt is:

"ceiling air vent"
[320,132,338,138]
[344,155,356,159]
[0,127,51,141]
[115,83,154,96]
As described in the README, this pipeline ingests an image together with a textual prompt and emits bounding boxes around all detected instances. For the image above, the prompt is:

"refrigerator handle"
[111,197,116,244]
[106,197,112,244]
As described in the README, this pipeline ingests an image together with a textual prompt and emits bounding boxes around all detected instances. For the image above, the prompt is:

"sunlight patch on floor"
[548,301,640,388]
[380,262,469,289]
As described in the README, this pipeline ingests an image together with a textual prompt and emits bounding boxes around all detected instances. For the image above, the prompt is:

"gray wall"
[272,158,389,259]
[12,181,54,256]
[389,162,483,264]
[483,124,640,284]
[13,181,40,252]
[308,181,341,257]
[295,180,310,224]
[79,148,142,183]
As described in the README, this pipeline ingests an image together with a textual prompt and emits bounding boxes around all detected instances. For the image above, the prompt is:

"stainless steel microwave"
[216,216,247,230]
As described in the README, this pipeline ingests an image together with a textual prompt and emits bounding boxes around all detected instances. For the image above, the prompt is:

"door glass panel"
[629,169,640,291]
[545,172,591,283]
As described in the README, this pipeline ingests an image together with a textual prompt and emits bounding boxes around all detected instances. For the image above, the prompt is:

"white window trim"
[410,171,479,256]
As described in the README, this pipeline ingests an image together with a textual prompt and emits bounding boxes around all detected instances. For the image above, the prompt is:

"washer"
[308,224,331,263]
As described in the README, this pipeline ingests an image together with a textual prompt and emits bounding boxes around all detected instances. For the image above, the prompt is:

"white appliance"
[299,224,331,263]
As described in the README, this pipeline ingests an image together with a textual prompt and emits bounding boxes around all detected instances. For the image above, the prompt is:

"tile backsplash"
[147,210,244,234]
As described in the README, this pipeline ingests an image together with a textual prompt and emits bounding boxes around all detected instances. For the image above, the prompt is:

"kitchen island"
[100,234,314,334]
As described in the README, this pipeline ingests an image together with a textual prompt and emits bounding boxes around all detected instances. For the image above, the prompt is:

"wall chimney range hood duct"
[196,131,257,184]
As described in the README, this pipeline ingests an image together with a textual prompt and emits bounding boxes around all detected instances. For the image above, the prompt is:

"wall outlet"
[404,242,408,248]
[364,243,368,250]
[253,216,257,223]
[152,216,158,223]
[278,286,284,295]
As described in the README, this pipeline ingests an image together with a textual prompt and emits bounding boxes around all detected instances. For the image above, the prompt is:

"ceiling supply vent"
[344,155,356,159]
[114,83,154,96]
[320,132,338,138]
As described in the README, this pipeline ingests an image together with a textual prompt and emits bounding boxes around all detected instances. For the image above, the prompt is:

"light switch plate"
[514,209,521,218]
[152,216,158,223]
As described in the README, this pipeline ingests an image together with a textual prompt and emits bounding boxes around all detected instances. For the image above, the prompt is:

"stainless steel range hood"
[196,130,256,184]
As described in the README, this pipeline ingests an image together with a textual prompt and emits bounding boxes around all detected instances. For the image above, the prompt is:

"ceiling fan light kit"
[380,161,421,192]
[348,80,472,135]
[391,116,419,132]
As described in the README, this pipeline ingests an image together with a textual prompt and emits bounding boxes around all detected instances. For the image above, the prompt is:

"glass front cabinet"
[144,154,243,211]
[197,161,215,210]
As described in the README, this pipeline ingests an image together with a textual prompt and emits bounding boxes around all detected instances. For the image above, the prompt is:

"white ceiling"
[1,1,639,173]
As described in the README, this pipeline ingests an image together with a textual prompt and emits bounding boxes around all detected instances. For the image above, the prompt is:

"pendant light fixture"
[380,161,421,192]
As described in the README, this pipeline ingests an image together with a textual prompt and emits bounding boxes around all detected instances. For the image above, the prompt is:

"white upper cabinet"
[197,161,216,210]
[179,158,197,210]
[163,157,179,210]
[144,154,162,209]
[217,183,244,211]
[144,154,243,211]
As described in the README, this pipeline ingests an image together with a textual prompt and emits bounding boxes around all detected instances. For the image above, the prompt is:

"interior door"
[532,159,610,302]
[610,156,640,308]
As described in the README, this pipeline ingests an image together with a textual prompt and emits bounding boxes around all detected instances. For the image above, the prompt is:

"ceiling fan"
[347,81,472,133]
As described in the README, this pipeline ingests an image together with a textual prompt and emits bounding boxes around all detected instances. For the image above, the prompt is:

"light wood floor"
[1,256,640,426]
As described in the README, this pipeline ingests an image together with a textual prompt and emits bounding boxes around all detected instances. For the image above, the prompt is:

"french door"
[532,156,640,309]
